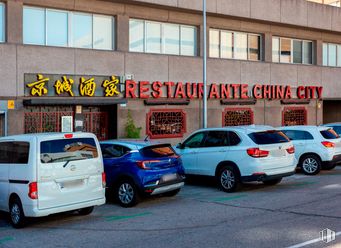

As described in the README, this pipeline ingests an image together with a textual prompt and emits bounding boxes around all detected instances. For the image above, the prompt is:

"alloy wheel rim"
[221,169,235,189]
[10,204,20,224]
[302,158,318,173]
[118,183,134,204]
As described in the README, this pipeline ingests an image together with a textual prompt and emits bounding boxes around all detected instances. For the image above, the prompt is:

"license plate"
[271,149,286,157]
[60,179,83,189]
[162,173,177,182]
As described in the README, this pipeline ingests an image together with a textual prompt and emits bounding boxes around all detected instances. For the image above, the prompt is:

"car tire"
[300,154,321,175]
[322,163,337,170]
[9,197,26,229]
[263,178,282,185]
[116,179,140,208]
[217,166,241,193]
[163,188,181,197]
[78,206,94,215]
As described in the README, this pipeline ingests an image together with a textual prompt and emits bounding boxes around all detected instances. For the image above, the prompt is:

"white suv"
[279,126,341,175]
[174,125,296,192]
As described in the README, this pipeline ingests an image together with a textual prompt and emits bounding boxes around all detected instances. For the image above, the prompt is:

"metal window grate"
[223,108,254,126]
[282,107,307,126]
[147,109,186,138]
[83,112,108,141]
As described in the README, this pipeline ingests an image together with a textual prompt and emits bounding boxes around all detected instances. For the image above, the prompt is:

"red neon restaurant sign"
[125,81,323,100]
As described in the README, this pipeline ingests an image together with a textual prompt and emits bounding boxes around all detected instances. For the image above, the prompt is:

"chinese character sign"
[24,74,122,97]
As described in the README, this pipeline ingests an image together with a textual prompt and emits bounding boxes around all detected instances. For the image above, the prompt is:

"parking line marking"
[105,212,152,222]
[0,236,14,244]
[211,194,248,202]
[286,231,341,248]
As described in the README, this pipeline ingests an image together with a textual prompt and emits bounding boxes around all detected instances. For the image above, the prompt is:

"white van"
[0,132,106,228]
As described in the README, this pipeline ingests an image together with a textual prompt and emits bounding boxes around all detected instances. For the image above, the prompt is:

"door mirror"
[176,143,184,149]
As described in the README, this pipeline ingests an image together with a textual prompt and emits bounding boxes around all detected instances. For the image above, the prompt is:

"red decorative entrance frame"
[282,107,307,126]
[146,109,186,139]
[222,108,254,126]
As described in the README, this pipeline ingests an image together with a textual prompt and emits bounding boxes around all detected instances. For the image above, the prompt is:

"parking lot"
[0,167,340,248]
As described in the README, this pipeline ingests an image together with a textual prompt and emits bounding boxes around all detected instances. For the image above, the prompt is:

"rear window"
[139,144,176,158]
[0,142,29,164]
[40,138,98,163]
[248,130,289,145]
[320,129,340,140]
[328,126,341,135]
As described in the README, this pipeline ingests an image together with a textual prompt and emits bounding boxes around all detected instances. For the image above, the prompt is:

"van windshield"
[248,130,290,145]
[40,138,98,163]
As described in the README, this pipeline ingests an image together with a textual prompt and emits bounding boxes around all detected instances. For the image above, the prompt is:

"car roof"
[191,125,276,134]
[278,125,329,131]
[100,139,168,149]
[0,132,96,141]
[323,123,341,126]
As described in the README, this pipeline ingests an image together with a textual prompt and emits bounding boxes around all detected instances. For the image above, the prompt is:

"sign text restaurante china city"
[24,74,323,100]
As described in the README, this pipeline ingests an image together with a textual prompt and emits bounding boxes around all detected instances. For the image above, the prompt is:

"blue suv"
[100,140,185,207]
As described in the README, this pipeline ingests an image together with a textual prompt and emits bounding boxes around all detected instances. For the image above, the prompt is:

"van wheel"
[116,180,140,208]
[9,198,26,228]
[78,206,94,215]
[217,166,241,193]
[263,178,282,185]
[300,155,321,175]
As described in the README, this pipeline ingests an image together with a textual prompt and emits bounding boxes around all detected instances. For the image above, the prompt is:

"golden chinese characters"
[54,76,74,96]
[79,77,96,97]
[102,76,120,97]
[27,74,49,96]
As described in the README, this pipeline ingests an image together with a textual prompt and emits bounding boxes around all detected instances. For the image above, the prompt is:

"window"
[140,144,176,157]
[320,129,340,139]
[129,19,197,56]
[223,108,254,126]
[282,107,307,126]
[203,131,228,147]
[40,138,98,163]
[281,130,313,140]
[183,132,206,148]
[0,142,30,164]
[0,3,4,42]
[248,131,289,145]
[273,37,313,64]
[322,42,341,67]
[209,29,261,61]
[100,144,130,158]
[23,6,114,50]
[227,131,241,146]
[147,109,186,138]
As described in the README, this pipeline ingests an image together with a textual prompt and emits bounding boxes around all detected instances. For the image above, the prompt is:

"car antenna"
[144,135,149,142]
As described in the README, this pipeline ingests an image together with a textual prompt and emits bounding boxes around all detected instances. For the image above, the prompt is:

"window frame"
[322,42,341,67]
[273,36,313,65]
[146,109,186,139]
[222,108,254,127]
[0,2,5,43]
[23,6,115,50]
[209,28,262,61]
[282,107,307,126]
[129,18,197,56]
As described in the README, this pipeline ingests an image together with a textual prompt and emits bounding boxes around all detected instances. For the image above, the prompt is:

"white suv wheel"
[300,155,321,175]
[218,166,240,193]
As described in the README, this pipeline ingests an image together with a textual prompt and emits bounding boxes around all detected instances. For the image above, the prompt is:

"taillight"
[102,172,106,188]
[28,182,38,199]
[286,146,295,154]
[136,160,160,170]
[247,148,269,158]
[322,141,335,148]
[64,133,73,139]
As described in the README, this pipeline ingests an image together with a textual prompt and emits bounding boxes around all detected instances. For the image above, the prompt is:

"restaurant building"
[0,0,341,143]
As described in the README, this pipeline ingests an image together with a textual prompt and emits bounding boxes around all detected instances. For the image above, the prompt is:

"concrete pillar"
[264,32,272,63]
[6,0,23,44]
[316,39,323,66]
[116,14,129,52]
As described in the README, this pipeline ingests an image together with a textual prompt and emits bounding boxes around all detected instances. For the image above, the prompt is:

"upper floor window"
[23,6,114,50]
[129,19,197,56]
[272,37,313,64]
[0,3,4,42]
[209,29,261,61]
[322,43,341,67]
